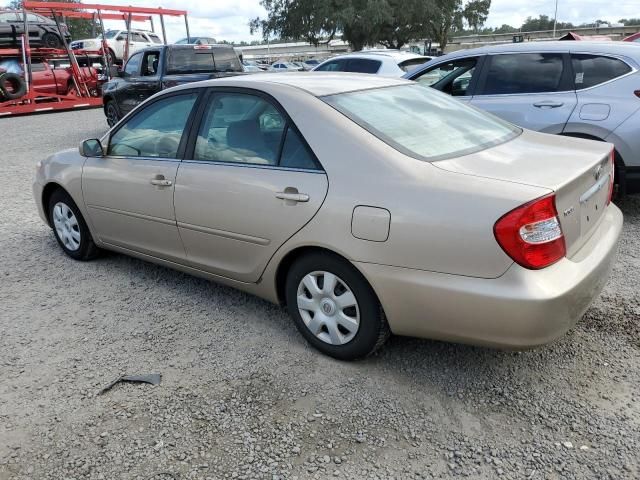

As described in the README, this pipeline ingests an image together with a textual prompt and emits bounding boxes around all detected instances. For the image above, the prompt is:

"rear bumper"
[356,205,623,349]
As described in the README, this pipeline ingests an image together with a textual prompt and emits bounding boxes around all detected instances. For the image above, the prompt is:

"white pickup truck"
[70,29,163,64]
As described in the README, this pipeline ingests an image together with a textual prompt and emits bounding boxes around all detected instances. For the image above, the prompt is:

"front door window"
[108,93,197,158]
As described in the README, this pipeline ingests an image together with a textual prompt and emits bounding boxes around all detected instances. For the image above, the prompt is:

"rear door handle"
[150,178,172,186]
[533,101,564,108]
[276,191,309,202]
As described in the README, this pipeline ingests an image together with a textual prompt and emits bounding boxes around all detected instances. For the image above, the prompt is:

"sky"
[2,0,639,43]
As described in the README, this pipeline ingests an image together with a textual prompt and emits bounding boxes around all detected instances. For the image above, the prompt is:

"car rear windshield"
[323,84,520,161]
[166,47,242,74]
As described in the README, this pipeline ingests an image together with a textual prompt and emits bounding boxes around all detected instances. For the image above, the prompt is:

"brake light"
[635,90,640,98]
[607,149,615,205]
[494,194,566,270]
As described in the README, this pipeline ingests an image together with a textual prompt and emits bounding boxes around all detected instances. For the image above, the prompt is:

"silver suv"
[405,42,640,194]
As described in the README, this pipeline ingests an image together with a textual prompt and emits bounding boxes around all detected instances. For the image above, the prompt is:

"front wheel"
[41,32,62,49]
[48,189,100,261]
[285,252,390,360]
[105,100,120,127]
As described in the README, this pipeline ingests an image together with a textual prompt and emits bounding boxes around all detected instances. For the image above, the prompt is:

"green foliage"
[427,0,490,49]
[253,0,462,50]
[618,18,640,26]
[520,14,573,32]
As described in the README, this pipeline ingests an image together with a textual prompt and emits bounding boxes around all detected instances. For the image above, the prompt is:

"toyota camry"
[33,73,623,359]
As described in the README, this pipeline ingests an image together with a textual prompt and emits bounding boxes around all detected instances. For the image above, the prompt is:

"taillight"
[635,90,640,98]
[607,149,615,205]
[494,194,566,270]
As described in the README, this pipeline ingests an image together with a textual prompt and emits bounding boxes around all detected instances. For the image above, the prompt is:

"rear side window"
[344,58,381,74]
[571,54,631,89]
[30,61,46,72]
[280,128,319,169]
[0,12,19,22]
[167,48,215,74]
[482,53,565,95]
[148,34,162,44]
[315,60,345,72]
[193,92,320,169]
[213,47,242,72]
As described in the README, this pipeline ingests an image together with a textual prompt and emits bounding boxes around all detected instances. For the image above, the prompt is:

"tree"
[428,0,490,50]
[619,18,640,26]
[250,0,341,47]
[520,15,573,32]
[251,0,436,51]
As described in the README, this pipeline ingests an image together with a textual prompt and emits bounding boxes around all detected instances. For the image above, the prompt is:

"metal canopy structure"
[25,1,190,48]
[0,1,191,117]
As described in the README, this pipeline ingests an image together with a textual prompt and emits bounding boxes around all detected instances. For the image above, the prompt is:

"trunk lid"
[434,130,614,258]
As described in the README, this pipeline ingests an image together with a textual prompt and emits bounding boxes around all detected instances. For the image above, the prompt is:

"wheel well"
[275,246,363,306]
[41,183,65,227]
[560,132,626,168]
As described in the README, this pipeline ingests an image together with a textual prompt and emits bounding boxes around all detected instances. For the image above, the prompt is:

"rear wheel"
[285,252,390,360]
[48,189,100,261]
[105,100,120,127]
[106,49,117,66]
[42,32,62,49]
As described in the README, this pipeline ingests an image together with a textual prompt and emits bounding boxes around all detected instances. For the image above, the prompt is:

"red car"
[623,32,640,43]
[0,57,102,98]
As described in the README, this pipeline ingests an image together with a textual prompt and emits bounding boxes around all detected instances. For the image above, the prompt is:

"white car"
[70,29,163,63]
[313,50,432,77]
[270,61,303,72]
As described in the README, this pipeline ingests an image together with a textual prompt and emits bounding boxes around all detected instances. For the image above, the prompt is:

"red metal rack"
[0,2,190,117]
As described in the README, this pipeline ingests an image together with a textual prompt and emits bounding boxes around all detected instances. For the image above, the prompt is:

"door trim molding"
[87,204,176,226]
[177,221,271,246]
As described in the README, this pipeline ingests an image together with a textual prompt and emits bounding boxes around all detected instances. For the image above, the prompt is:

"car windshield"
[100,30,119,39]
[323,84,520,161]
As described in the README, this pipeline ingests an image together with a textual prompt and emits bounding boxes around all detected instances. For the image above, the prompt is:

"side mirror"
[80,138,104,157]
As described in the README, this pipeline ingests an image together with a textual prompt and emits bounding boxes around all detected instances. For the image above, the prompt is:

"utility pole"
[553,0,559,37]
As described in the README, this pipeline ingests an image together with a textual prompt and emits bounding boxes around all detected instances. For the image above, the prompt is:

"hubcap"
[297,271,360,345]
[52,202,81,251]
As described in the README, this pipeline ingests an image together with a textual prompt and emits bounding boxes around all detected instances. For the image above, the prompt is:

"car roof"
[328,51,428,63]
[439,41,640,60]
[182,72,410,97]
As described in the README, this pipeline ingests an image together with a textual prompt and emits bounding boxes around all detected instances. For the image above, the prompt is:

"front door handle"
[150,176,172,187]
[533,101,564,108]
[276,191,309,202]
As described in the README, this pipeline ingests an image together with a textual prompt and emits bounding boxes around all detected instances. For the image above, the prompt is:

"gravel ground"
[0,109,639,480]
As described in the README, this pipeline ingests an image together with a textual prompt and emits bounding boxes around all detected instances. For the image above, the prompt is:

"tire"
[105,100,120,127]
[48,189,100,261]
[41,32,62,49]
[107,49,117,66]
[285,252,390,360]
[0,72,27,100]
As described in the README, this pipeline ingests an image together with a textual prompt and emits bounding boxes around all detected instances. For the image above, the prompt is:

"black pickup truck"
[102,44,244,126]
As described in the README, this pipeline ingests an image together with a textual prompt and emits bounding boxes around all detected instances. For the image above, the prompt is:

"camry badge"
[563,206,575,217]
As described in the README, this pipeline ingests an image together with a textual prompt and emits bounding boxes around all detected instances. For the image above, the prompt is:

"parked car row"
[259,42,637,195]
